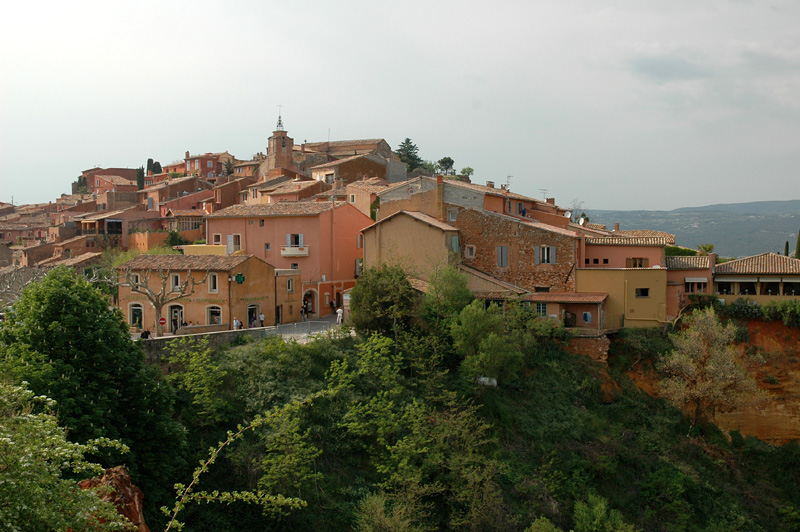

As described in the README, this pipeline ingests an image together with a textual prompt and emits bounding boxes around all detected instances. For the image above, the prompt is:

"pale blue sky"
[2,0,799,210]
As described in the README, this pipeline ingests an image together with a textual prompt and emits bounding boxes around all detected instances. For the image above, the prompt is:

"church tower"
[266,113,296,171]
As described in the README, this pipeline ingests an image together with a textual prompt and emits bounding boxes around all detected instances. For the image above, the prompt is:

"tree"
[450,300,504,360]
[697,243,715,256]
[460,167,474,178]
[396,138,423,172]
[437,157,454,174]
[224,158,235,176]
[795,228,800,259]
[421,265,474,333]
[117,255,208,337]
[152,161,162,174]
[136,166,145,190]
[0,267,186,524]
[146,158,154,175]
[785,241,790,256]
[658,307,762,425]
[349,265,417,337]
[0,265,48,310]
[0,381,133,532]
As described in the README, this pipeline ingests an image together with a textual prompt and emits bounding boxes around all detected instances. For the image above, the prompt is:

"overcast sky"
[2,0,799,211]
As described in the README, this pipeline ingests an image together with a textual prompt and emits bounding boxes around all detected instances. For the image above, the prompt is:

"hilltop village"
[2,116,799,337]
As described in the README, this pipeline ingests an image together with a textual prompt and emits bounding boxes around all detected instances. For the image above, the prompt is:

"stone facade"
[455,209,578,292]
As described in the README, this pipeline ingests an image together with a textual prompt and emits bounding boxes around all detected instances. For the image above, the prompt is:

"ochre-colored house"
[576,267,668,328]
[117,254,301,336]
[205,201,373,317]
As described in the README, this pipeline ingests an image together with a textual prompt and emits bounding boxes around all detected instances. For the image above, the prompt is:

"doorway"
[168,305,184,333]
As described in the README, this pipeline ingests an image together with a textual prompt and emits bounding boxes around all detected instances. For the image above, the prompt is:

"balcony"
[281,245,309,257]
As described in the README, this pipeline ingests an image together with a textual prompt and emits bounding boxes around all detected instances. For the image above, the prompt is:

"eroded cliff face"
[78,466,150,532]
[620,320,800,443]
[715,321,800,442]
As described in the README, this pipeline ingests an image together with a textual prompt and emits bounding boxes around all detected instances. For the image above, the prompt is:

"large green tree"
[658,307,762,424]
[0,381,133,532]
[0,267,186,525]
[396,138,423,172]
[437,157,454,174]
[349,265,418,337]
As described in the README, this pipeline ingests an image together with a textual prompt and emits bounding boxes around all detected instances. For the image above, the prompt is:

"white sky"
[2,0,799,210]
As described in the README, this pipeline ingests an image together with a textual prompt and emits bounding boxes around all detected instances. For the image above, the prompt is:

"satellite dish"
[579,217,586,226]
[564,211,572,218]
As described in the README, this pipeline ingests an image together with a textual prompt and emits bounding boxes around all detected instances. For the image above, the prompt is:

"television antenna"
[539,188,548,199]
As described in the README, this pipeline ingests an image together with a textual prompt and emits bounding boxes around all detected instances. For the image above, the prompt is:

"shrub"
[723,298,763,320]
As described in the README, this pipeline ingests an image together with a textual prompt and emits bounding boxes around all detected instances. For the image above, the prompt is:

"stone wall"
[565,335,611,363]
[456,209,577,292]
[139,327,266,364]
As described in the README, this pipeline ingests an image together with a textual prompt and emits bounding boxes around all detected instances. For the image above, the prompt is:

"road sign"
[159,317,167,325]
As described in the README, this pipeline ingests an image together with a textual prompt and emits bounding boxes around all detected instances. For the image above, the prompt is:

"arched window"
[130,303,143,328]
[207,306,222,325]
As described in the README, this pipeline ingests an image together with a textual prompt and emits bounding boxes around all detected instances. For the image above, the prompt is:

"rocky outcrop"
[78,466,150,532]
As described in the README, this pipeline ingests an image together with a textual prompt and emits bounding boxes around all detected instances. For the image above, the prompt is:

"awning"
[685,277,708,283]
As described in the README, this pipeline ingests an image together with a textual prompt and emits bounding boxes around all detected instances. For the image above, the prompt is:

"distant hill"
[586,200,800,258]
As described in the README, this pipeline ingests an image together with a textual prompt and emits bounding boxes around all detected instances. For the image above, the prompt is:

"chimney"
[546,197,555,205]
[437,176,445,221]
[614,222,620,232]
[486,181,494,188]
[185,151,190,159]
[147,170,152,176]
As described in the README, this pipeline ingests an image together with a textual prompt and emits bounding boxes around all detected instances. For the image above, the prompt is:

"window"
[585,259,590,264]
[212,233,221,245]
[207,306,221,325]
[517,202,524,214]
[627,258,648,268]
[635,288,649,298]
[537,246,556,264]
[209,273,218,293]
[465,245,476,258]
[171,274,181,291]
[130,303,143,328]
[603,258,609,264]
[131,273,140,285]
[249,220,254,225]
[291,263,299,270]
[349,194,356,203]
[448,209,457,222]
[233,234,241,251]
[186,162,191,172]
[357,234,363,249]
[194,160,199,170]
[287,278,294,292]
[207,160,213,168]
[260,219,265,227]
[535,302,547,316]
[592,258,599,264]
[324,293,330,306]
[236,167,242,174]
[265,243,271,251]
[497,246,509,267]
[582,312,592,324]
[287,233,303,247]
[450,235,459,253]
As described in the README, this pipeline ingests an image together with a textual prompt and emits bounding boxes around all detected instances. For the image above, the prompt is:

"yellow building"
[576,267,667,328]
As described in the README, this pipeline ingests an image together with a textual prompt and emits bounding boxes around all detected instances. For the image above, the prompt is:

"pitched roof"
[665,256,711,270]
[97,175,136,185]
[207,201,344,218]
[585,222,607,230]
[474,291,607,304]
[266,180,320,195]
[714,253,800,275]
[166,209,204,217]
[119,253,254,271]
[371,210,459,233]
[310,153,385,170]
[305,139,385,148]
[585,236,669,247]
[347,178,390,193]
[612,229,676,244]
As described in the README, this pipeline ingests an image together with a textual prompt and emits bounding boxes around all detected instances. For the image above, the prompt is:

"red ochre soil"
[620,320,800,443]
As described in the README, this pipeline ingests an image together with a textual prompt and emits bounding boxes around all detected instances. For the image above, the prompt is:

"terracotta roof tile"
[586,236,669,246]
[267,180,320,195]
[665,256,711,270]
[166,209,204,217]
[310,153,383,169]
[207,201,345,218]
[97,175,136,186]
[119,254,253,271]
[476,291,607,304]
[585,222,608,230]
[714,252,800,275]
[613,229,676,244]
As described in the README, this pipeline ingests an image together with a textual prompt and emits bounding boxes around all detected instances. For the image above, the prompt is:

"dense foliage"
[4,267,800,530]
[0,267,185,527]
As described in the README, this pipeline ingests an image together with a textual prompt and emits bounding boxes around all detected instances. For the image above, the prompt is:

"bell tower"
[266,110,296,171]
